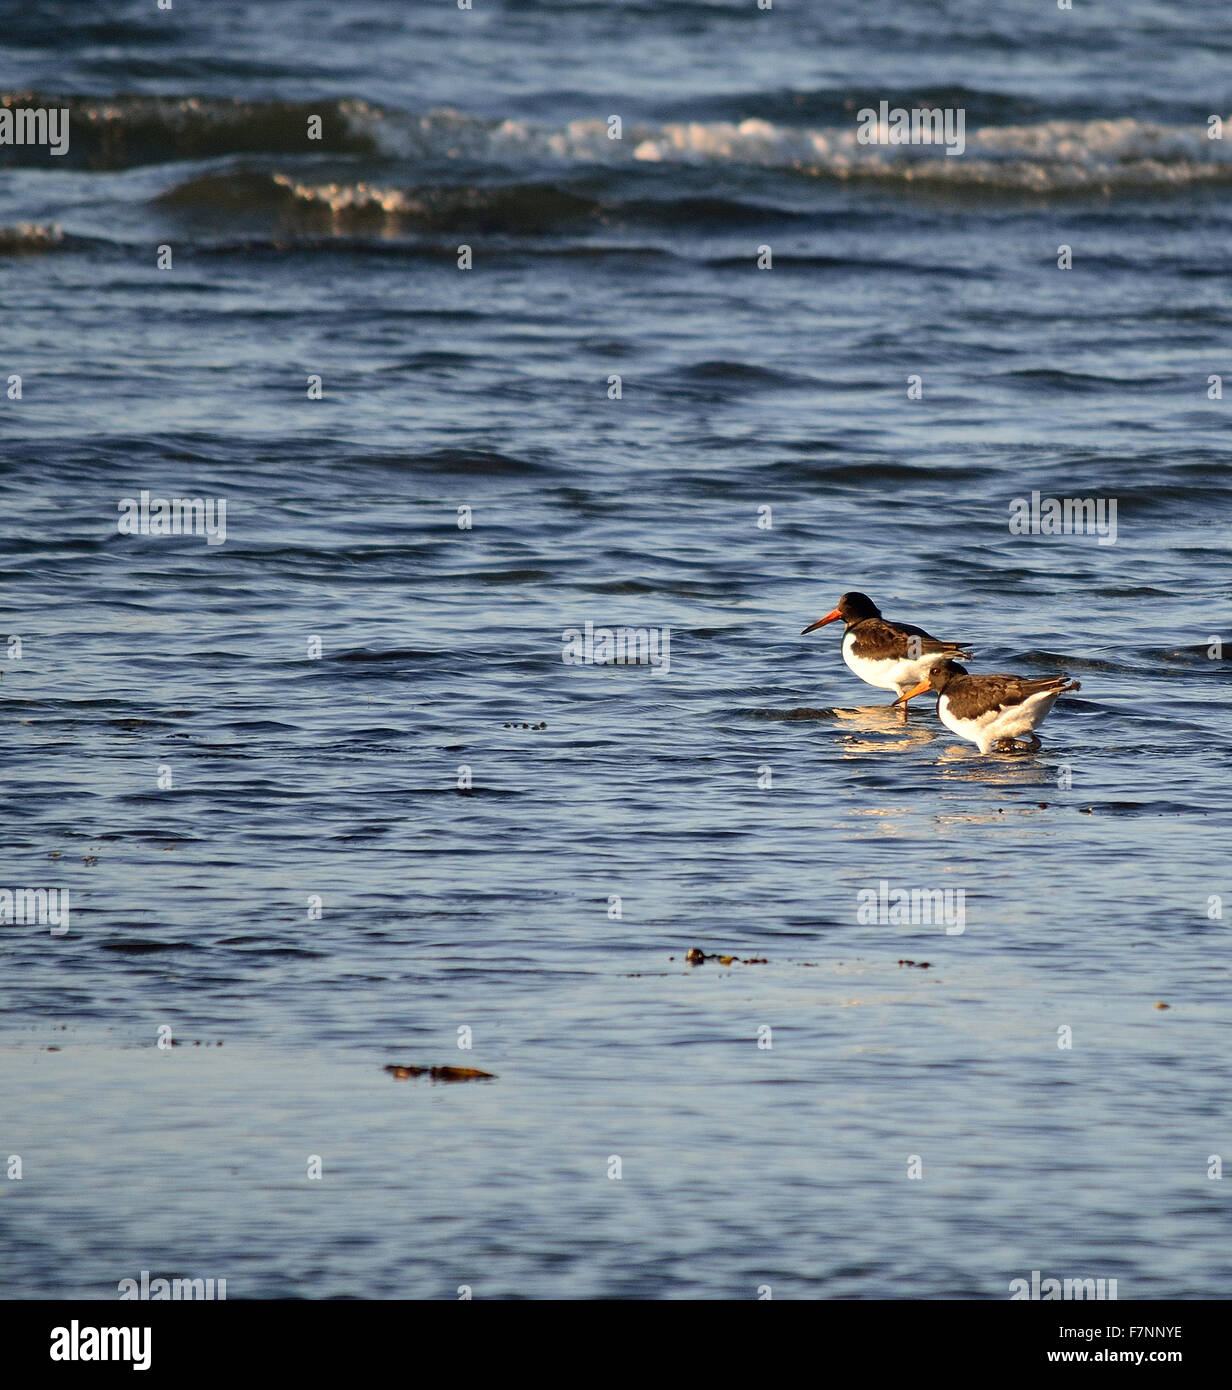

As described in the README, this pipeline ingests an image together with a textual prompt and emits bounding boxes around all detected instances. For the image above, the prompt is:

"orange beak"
[893,678,932,706]
[801,607,842,635]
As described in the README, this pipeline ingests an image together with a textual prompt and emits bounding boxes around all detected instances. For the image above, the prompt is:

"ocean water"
[1,1,1230,1300]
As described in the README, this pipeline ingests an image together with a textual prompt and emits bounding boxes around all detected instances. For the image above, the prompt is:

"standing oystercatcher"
[894,660,1080,752]
[801,591,972,708]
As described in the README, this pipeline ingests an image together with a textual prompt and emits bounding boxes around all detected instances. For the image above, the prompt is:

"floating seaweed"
[384,1064,496,1082]
[680,949,767,966]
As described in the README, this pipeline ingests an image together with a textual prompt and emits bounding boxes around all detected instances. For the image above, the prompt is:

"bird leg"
[992,735,1041,754]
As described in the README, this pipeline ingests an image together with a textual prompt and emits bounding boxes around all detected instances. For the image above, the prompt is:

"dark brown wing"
[850,616,972,660]
[947,673,1079,718]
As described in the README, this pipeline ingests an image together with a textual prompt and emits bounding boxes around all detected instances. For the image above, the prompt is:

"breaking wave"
[5,91,1232,195]
[0,222,66,253]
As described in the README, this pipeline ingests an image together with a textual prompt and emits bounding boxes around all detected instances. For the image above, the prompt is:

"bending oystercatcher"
[801,591,972,708]
[894,660,1080,753]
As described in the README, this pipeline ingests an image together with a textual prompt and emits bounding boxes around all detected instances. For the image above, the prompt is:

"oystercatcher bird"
[894,660,1080,753]
[801,591,972,708]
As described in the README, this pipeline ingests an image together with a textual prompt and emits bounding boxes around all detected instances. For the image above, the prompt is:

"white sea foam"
[365,108,1232,191]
